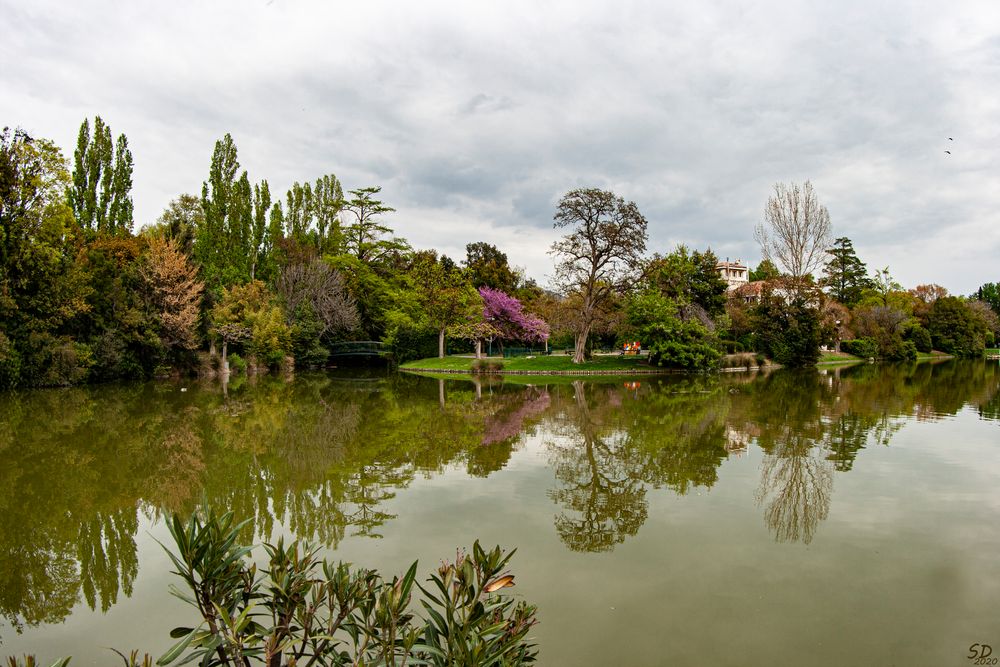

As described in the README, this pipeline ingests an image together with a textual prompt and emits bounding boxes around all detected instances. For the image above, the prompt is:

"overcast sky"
[4,0,999,293]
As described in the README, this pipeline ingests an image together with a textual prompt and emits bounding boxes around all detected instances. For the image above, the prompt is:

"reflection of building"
[724,425,750,457]
[716,259,749,290]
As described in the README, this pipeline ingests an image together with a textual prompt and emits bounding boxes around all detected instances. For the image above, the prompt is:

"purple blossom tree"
[479,287,550,350]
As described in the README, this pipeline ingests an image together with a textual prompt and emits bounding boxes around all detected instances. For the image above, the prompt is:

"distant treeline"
[1,119,998,388]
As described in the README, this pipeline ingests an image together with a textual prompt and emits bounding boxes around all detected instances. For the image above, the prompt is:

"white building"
[716,259,749,290]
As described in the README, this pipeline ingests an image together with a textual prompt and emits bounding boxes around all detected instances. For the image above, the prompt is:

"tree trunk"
[475,339,482,359]
[209,338,216,357]
[573,326,591,364]
[438,328,446,358]
[221,339,230,375]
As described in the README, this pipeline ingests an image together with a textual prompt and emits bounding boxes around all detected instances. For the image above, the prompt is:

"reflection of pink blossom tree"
[481,388,551,446]
[479,287,550,350]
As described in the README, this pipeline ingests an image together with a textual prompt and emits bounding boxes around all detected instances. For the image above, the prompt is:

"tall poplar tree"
[197,133,239,288]
[313,174,344,254]
[282,174,345,254]
[197,134,275,287]
[69,116,133,235]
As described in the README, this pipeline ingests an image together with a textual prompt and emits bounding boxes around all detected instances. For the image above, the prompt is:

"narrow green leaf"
[157,626,198,665]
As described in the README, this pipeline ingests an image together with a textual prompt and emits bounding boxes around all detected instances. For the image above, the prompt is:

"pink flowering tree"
[479,287,550,353]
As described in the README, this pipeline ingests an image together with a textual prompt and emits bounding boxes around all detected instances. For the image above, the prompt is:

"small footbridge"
[328,341,389,359]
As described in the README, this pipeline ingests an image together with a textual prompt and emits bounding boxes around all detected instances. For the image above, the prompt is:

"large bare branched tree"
[275,258,359,337]
[550,188,648,363]
[754,181,832,287]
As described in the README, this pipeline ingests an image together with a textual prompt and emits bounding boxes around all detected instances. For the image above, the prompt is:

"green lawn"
[917,351,955,360]
[818,351,863,364]
[400,354,655,373]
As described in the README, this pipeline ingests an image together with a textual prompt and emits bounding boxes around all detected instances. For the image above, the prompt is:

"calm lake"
[2,360,999,666]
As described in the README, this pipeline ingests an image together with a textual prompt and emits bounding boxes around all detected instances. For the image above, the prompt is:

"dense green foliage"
[840,338,879,359]
[70,116,133,236]
[751,290,822,367]
[4,120,995,387]
[155,509,537,666]
[619,246,729,372]
[748,259,780,282]
[976,282,1000,315]
[926,296,989,356]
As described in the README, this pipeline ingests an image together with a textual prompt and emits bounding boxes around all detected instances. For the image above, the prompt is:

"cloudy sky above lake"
[4,0,999,293]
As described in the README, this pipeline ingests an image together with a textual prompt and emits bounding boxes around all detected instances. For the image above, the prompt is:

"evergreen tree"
[976,282,1000,316]
[749,259,780,282]
[926,297,987,356]
[69,116,133,235]
[464,242,520,294]
[342,186,408,264]
[821,237,871,305]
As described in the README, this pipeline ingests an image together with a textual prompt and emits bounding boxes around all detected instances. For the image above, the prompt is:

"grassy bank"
[819,350,955,364]
[400,354,657,374]
[818,351,863,364]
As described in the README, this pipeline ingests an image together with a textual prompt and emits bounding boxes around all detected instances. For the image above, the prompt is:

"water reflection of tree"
[755,436,833,545]
[3,360,998,633]
[623,377,731,494]
[0,383,167,633]
[548,382,648,552]
[545,377,734,552]
[468,386,550,477]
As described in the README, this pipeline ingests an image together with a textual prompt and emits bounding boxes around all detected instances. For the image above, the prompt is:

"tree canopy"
[69,116,133,236]
[550,188,648,363]
[755,180,832,285]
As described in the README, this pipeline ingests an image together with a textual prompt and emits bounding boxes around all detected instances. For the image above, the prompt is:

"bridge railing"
[328,341,387,357]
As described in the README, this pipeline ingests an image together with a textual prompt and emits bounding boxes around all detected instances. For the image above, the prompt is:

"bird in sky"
[945,150,952,154]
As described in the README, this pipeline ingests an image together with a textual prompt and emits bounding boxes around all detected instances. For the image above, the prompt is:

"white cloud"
[2,0,998,292]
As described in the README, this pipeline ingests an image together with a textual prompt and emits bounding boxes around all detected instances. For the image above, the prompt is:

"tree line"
[2,119,998,388]
[730,181,999,365]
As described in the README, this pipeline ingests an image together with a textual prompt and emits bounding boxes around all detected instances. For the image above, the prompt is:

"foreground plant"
[158,508,538,666]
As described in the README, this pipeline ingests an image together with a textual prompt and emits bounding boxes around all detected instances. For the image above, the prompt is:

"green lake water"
[1,360,999,666]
